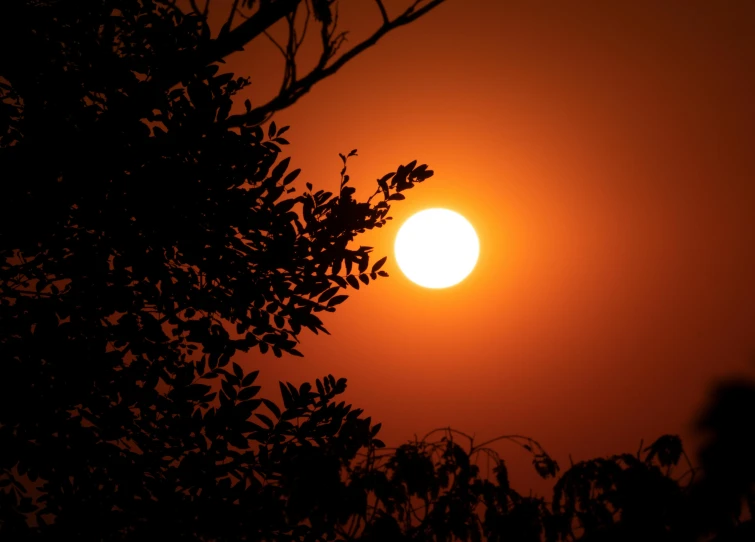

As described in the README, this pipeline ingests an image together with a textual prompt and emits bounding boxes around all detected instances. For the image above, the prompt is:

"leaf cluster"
[0,0,434,365]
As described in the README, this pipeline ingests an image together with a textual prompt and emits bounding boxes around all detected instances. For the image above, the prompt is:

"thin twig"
[295,0,311,50]
[224,0,241,32]
[374,0,389,24]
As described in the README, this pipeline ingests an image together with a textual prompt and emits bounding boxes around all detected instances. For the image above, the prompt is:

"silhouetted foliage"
[2,1,754,541]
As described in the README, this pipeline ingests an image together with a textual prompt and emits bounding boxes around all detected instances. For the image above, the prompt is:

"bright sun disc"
[394,208,479,289]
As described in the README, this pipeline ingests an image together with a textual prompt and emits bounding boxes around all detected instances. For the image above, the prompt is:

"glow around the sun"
[394,208,480,289]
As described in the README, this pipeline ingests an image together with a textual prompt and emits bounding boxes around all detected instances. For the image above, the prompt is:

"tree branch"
[222,0,242,35]
[227,0,447,127]
[374,0,390,25]
[203,0,301,69]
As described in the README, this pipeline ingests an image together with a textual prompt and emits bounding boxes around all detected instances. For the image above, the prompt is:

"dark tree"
[0,0,438,538]
[2,1,753,541]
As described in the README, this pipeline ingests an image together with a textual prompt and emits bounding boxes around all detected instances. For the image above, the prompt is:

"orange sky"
[221,0,755,492]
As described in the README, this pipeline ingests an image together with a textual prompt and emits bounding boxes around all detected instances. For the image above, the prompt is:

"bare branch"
[223,0,241,34]
[325,7,348,63]
[188,0,212,36]
[206,0,301,64]
[284,11,298,86]
[227,0,447,127]
[374,0,389,25]
[263,29,288,59]
[161,0,299,91]
[295,0,311,50]
[267,10,300,103]
[316,3,332,69]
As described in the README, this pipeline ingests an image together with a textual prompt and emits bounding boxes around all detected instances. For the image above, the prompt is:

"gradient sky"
[221,0,755,492]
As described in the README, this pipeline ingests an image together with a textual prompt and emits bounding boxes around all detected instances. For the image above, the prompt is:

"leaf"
[346,275,360,289]
[226,432,249,449]
[378,172,396,184]
[233,362,243,381]
[256,413,275,429]
[185,384,212,400]
[279,381,293,408]
[330,275,347,288]
[214,72,234,86]
[371,256,387,273]
[268,121,277,139]
[270,157,290,182]
[387,193,405,201]
[261,398,281,418]
[327,295,348,307]
[283,168,301,185]
[242,370,259,387]
[238,386,261,400]
[348,149,358,156]
[318,286,340,303]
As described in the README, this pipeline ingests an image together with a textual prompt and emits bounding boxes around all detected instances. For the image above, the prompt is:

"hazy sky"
[222,0,755,491]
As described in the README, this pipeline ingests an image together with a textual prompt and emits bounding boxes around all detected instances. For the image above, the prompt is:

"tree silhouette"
[2,1,754,540]
[0,0,435,538]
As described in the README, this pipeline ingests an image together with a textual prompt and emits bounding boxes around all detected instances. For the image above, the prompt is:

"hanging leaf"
[238,386,261,401]
[318,286,340,303]
[327,295,348,307]
[242,370,259,387]
[371,256,387,273]
[261,398,281,418]
[256,413,275,429]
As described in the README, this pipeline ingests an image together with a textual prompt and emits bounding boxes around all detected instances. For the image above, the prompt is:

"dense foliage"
[1,1,753,540]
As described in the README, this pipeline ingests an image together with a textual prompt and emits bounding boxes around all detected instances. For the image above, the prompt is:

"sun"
[394,208,480,289]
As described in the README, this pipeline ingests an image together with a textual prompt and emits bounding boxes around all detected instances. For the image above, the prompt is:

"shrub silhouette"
[2,1,753,540]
